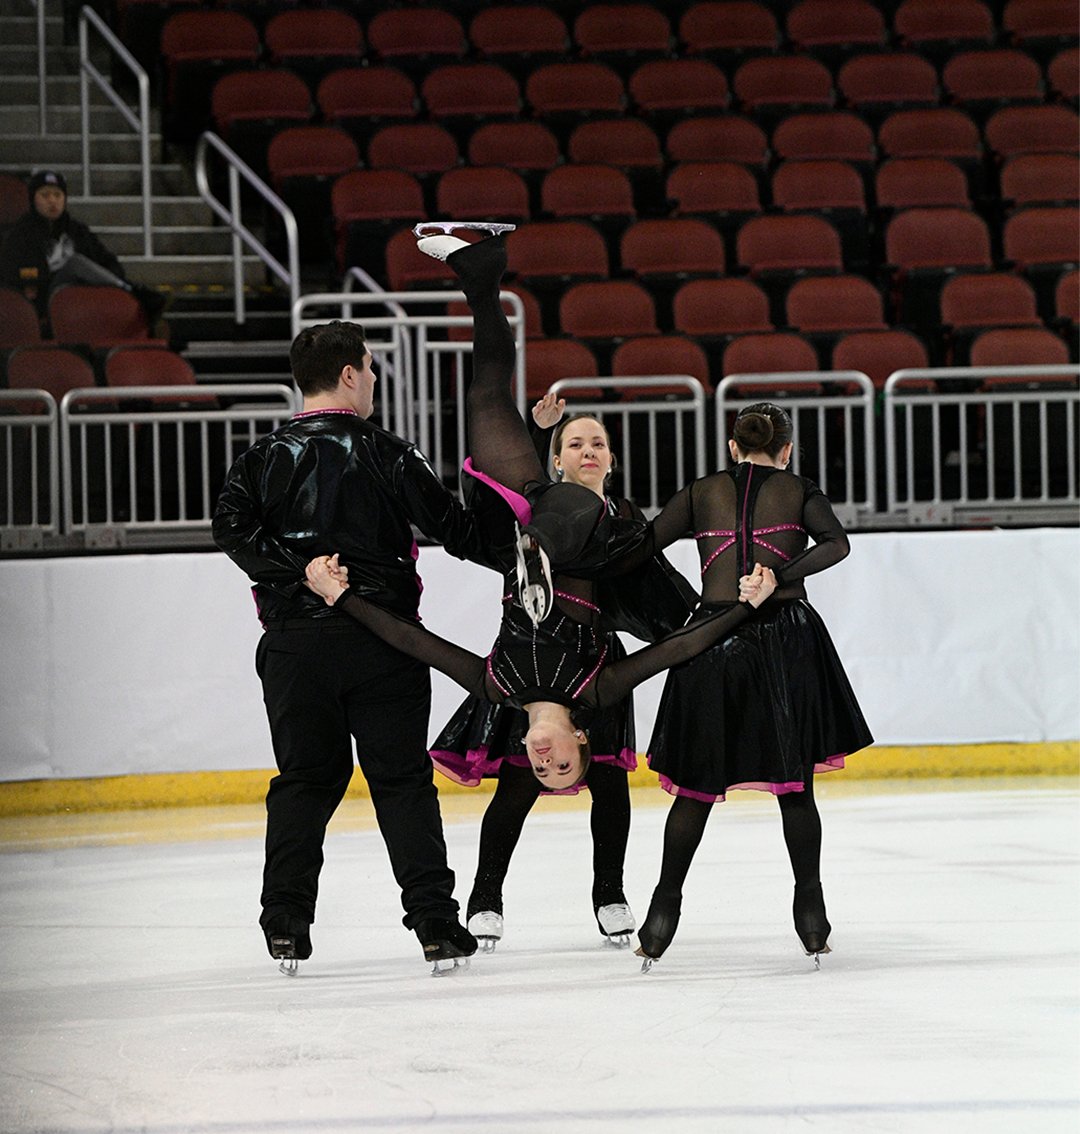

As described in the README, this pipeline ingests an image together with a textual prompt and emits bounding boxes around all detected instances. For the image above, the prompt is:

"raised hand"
[531,392,566,430]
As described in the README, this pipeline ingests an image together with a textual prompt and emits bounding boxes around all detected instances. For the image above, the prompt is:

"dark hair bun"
[734,411,774,451]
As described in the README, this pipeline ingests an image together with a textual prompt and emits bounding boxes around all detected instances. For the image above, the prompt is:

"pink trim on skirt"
[430,746,638,796]
[651,753,848,804]
[462,457,533,526]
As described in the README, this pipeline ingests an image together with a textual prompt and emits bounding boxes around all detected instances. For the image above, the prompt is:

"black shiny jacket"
[213,410,487,624]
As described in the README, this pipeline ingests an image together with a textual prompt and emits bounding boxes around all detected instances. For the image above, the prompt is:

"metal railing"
[78,6,153,256]
[548,376,708,515]
[716,372,878,524]
[32,0,48,135]
[884,365,1080,524]
[0,390,60,544]
[195,132,300,325]
[292,289,527,472]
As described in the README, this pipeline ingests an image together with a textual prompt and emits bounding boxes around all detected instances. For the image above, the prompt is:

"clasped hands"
[306,554,349,605]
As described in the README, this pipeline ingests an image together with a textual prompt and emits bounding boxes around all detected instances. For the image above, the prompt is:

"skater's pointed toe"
[793,882,832,965]
[635,890,681,969]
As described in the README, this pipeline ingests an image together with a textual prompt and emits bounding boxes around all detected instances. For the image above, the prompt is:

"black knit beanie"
[27,169,67,205]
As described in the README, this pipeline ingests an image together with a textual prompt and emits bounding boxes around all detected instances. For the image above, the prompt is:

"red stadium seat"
[733,55,834,115]
[567,119,664,174]
[525,62,626,122]
[468,122,561,175]
[878,109,982,166]
[541,165,636,230]
[721,332,821,393]
[1003,206,1080,270]
[893,0,995,55]
[831,329,930,388]
[786,0,887,55]
[468,6,569,76]
[673,278,774,339]
[573,4,672,71]
[507,221,611,284]
[366,123,461,176]
[678,2,780,58]
[837,52,939,120]
[736,214,844,275]
[1047,47,1080,102]
[785,275,887,334]
[332,170,426,276]
[421,63,521,124]
[559,280,659,341]
[523,338,600,400]
[942,49,1044,113]
[612,334,711,392]
[619,218,726,278]
[1001,154,1080,206]
[771,111,875,165]
[6,345,96,410]
[984,105,1080,159]
[49,286,164,349]
[970,326,1071,371]
[366,7,467,74]
[1055,269,1079,323]
[317,67,419,144]
[875,158,971,211]
[0,289,43,348]
[436,167,530,224]
[666,161,762,218]
[627,59,729,119]
[940,272,1043,361]
[666,115,769,168]
[264,8,363,88]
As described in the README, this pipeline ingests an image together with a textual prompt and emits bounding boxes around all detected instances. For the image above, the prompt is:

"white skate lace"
[597,903,636,935]
[467,910,504,939]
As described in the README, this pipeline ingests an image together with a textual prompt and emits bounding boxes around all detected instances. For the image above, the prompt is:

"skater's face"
[344,352,377,419]
[553,418,612,496]
[33,185,66,221]
[524,719,586,790]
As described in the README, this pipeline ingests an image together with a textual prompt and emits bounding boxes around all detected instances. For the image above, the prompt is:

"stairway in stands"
[0,0,294,384]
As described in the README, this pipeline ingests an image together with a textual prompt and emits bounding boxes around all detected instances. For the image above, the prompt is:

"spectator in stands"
[0,169,165,330]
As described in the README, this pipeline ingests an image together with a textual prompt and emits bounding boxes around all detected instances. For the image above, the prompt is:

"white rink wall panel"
[0,528,1077,782]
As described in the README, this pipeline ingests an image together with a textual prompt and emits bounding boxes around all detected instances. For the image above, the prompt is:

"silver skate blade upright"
[412,221,517,238]
[639,956,657,974]
[430,956,471,976]
[476,937,498,954]
[278,958,299,976]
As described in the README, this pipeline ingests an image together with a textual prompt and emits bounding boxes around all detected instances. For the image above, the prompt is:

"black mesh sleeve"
[336,591,491,700]
[773,486,850,587]
[591,600,754,707]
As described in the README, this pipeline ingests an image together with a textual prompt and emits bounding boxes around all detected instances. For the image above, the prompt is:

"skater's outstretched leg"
[467,762,541,950]
[636,794,712,968]
[778,774,831,962]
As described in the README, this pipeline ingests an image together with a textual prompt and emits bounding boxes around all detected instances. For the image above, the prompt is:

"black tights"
[653,775,823,900]
[468,761,632,918]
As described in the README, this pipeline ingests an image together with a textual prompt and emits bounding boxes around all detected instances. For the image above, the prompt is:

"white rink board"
[0,528,1077,781]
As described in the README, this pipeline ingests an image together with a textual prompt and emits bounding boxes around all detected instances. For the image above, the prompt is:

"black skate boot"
[415,917,478,975]
[793,882,832,968]
[634,889,682,973]
[263,914,311,977]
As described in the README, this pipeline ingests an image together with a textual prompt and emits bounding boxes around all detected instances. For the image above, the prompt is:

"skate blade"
[635,946,658,973]
[476,937,498,954]
[412,221,517,238]
[806,944,832,970]
[603,932,633,949]
[430,956,471,976]
[278,958,299,976]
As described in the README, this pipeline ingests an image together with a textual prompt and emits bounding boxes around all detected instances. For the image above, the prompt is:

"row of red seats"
[490,324,1074,399]
[143,0,1080,82]
[1,344,207,414]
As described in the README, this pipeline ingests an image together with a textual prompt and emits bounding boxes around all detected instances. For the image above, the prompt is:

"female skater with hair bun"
[635,401,874,970]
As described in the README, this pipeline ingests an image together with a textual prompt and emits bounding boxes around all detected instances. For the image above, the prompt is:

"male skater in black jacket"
[214,320,482,973]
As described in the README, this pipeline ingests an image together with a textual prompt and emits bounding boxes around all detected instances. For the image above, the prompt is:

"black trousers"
[255,621,458,930]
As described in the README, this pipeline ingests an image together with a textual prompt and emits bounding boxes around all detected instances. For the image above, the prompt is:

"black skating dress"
[430,493,698,794]
[647,462,874,802]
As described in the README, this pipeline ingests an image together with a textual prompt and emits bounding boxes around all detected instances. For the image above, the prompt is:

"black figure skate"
[416,917,478,975]
[413,220,517,264]
[634,890,682,973]
[793,882,832,969]
[595,901,636,948]
[263,915,312,977]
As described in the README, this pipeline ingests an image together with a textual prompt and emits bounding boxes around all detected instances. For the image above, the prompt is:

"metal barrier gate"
[1,384,297,552]
[884,365,1080,525]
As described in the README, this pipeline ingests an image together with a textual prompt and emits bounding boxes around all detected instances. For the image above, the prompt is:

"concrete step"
[0,133,167,165]
[0,73,113,104]
[100,225,236,255]
[2,16,68,47]
[0,161,188,196]
[120,254,268,287]
[0,43,83,73]
[2,103,159,135]
[70,196,211,226]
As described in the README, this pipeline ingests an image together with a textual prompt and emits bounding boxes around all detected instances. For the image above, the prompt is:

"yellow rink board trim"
[0,742,1076,816]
